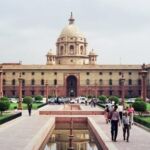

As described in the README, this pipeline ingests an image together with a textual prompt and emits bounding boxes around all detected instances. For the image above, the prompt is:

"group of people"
[104,103,134,142]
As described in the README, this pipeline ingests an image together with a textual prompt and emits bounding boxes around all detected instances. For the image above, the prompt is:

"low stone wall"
[23,117,55,150]
[88,117,117,150]
[39,110,104,115]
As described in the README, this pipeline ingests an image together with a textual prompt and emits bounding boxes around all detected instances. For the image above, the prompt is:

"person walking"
[110,105,120,142]
[128,105,134,125]
[104,105,109,124]
[122,112,131,142]
[118,103,123,123]
[27,103,32,116]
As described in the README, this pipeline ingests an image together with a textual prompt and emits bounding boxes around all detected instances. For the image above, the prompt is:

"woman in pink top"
[128,105,134,125]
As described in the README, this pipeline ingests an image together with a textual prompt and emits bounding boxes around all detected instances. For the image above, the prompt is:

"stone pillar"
[45,81,48,103]
[18,73,23,110]
[95,80,97,98]
[140,64,148,101]
[121,74,125,109]
[0,66,3,98]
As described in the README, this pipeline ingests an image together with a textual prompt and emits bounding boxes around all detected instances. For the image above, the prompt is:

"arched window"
[138,79,141,85]
[86,79,90,85]
[109,79,112,85]
[99,79,103,85]
[119,79,122,86]
[70,45,74,55]
[128,79,132,85]
[54,79,57,85]
[60,46,63,55]
[22,79,25,86]
[80,46,83,54]
[41,79,44,85]
[31,79,35,85]
[12,79,16,85]
[3,79,6,85]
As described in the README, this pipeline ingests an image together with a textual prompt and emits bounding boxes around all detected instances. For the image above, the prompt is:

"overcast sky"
[0,0,150,65]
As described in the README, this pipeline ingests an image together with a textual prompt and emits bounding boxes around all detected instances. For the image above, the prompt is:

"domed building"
[0,13,150,99]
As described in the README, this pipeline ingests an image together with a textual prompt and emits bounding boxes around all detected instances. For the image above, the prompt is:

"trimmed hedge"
[37,103,48,109]
[0,112,22,125]
[134,116,150,129]
[97,103,105,108]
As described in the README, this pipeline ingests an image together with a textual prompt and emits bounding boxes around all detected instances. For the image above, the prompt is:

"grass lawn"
[136,116,150,122]
[0,112,12,121]
[9,102,43,110]
[146,103,150,111]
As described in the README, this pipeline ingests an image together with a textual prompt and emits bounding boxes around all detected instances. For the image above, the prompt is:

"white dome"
[59,24,84,38]
[59,13,84,38]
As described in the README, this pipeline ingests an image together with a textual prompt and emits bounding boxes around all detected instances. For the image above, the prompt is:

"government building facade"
[0,14,150,99]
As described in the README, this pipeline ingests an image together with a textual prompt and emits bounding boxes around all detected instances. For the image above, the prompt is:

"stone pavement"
[0,104,150,150]
[0,105,61,150]
[81,105,150,150]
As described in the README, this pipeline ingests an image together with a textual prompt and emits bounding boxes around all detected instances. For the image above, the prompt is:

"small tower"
[88,49,97,65]
[46,49,56,65]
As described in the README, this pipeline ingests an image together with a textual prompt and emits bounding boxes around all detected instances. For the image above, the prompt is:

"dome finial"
[68,12,75,24]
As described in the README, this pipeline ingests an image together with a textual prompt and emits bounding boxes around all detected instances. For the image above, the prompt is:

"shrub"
[135,97,143,102]
[23,96,33,104]
[88,95,92,99]
[132,101,146,115]
[0,96,9,101]
[34,95,43,101]
[0,97,10,115]
[98,95,107,103]
[109,96,119,104]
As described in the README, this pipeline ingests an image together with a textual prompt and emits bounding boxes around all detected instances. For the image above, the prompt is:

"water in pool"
[44,122,101,150]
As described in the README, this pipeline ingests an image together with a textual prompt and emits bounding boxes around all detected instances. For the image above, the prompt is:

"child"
[122,112,131,142]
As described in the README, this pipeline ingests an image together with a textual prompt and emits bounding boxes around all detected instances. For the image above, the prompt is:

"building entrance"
[66,75,77,97]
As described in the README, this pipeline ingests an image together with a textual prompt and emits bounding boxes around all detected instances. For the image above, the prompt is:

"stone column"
[140,64,148,101]
[0,66,3,98]
[45,80,48,103]
[18,73,23,110]
[121,74,125,109]
[95,80,97,98]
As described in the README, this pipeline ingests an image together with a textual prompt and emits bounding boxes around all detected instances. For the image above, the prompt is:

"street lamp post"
[140,64,148,101]
[45,80,49,103]
[0,66,3,98]
[18,73,23,110]
[121,73,125,109]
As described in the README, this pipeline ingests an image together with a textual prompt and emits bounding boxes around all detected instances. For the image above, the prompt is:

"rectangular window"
[119,72,122,75]
[54,72,57,75]
[129,72,132,75]
[3,72,5,75]
[109,72,112,75]
[12,72,15,75]
[22,72,25,75]
[99,72,103,75]
[32,72,35,75]
[86,72,90,75]
[41,72,44,75]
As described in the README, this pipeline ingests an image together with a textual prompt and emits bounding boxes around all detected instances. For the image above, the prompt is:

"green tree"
[34,95,43,102]
[23,96,33,104]
[0,97,10,115]
[98,95,107,103]
[109,96,119,104]
[132,101,146,115]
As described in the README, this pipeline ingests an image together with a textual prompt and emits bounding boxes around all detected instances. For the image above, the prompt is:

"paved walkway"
[0,105,61,150]
[81,105,150,150]
[0,104,150,150]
